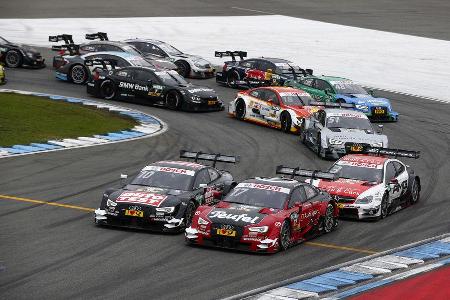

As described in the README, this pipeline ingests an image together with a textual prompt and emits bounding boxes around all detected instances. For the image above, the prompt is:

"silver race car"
[300,104,388,159]
[124,38,215,78]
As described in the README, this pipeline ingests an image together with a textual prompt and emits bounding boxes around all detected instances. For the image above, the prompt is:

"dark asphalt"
[0,47,449,300]
[1,2,450,299]
[1,0,449,40]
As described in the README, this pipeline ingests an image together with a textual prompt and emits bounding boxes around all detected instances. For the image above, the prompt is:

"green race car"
[0,64,5,84]
[285,76,398,121]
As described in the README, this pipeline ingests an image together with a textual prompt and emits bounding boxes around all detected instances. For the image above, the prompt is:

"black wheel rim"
[167,93,179,109]
[6,52,19,67]
[324,205,334,231]
[280,223,290,249]
[72,66,86,84]
[381,197,388,217]
[102,83,114,98]
[185,203,195,227]
[236,103,245,119]
[177,63,187,77]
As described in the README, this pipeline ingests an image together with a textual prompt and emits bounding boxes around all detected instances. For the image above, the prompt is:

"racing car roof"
[245,177,301,190]
[81,51,139,60]
[323,108,368,118]
[262,86,307,93]
[316,75,351,82]
[337,154,388,168]
[259,57,294,64]
[150,160,207,171]
[123,38,167,45]
[82,40,134,47]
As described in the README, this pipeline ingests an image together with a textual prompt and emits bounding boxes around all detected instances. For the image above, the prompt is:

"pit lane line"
[0,194,379,255]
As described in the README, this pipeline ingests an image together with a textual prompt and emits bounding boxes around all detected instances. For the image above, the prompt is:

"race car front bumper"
[337,203,381,219]
[94,209,185,232]
[182,99,224,112]
[189,66,215,79]
[22,56,46,69]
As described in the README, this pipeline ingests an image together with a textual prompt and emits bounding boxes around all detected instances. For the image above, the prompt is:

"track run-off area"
[0,1,449,299]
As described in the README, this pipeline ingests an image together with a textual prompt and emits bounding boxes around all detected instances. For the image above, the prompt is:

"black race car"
[86,62,224,111]
[0,36,45,68]
[215,51,312,89]
[94,150,239,232]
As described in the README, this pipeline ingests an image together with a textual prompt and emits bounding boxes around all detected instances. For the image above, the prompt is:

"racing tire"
[279,220,291,251]
[317,133,324,158]
[379,193,389,220]
[69,64,88,84]
[165,90,181,110]
[409,178,420,205]
[322,203,337,233]
[175,60,191,78]
[100,80,116,100]
[280,112,292,133]
[226,71,239,88]
[300,119,307,144]
[184,200,197,228]
[235,99,246,120]
[336,99,346,103]
[5,50,23,68]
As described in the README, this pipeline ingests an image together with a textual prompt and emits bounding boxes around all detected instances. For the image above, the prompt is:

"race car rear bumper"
[94,209,184,232]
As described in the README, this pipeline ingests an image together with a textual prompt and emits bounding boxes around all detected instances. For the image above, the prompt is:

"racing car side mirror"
[198,183,208,189]
[120,174,128,186]
[147,79,153,84]
[377,124,384,134]
[369,89,375,96]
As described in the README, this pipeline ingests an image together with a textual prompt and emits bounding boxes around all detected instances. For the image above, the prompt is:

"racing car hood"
[325,129,387,145]
[312,178,375,199]
[336,94,391,107]
[203,202,275,226]
[108,185,189,208]
[144,56,177,70]
[172,53,211,67]
[180,85,217,98]
[288,105,321,117]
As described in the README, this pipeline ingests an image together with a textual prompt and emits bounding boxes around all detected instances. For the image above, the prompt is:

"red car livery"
[228,86,322,133]
[311,146,421,220]
[185,166,339,253]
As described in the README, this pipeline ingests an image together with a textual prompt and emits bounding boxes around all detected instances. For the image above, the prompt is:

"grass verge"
[0,92,139,147]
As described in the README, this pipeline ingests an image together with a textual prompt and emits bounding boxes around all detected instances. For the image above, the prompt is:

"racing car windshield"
[326,115,373,131]
[129,56,153,67]
[223,184,289,209]
[329,164,383,183]
[130,168,194,191]
[158,43,183,56]
[156,71,188,85]
[280,93,313,106]
[331,82,368,95]
[122,45,144,56]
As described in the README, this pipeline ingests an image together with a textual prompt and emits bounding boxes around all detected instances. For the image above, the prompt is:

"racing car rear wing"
[215,51,247,61]
[49,34,80,55]
[85,32,109,41]
[276,165,337,180]
[180,150,239,167]
[344,144,420,159]
[309,102,356,109]
[84,58,117,69]
[49,34,74,45]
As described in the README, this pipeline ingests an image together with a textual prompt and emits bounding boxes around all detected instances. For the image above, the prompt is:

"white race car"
[310,146,421,220]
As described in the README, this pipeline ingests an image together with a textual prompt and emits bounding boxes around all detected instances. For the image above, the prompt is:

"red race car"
[228,86,322,133]
[185,166,339,253]
[310,145,421,220]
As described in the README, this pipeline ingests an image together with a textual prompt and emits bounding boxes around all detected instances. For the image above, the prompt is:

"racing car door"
[384,161,403,203]
[288,187,314,235]
[314,79,334,102]
[114,67,137,98]
[392,161,409,202]
[132,69,160,101]
[309,110,325,145]
[193,168,220,206]
[259,89,282,124]
[247,89,266,119]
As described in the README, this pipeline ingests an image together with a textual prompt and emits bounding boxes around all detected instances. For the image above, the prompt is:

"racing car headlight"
[355,196,373,204]
[194,61,206,68]
[197,217,209,225]
[156,206,175,214]
[329,138,344,145]
[355,104,369,111]
[371,142,383,147]
[190,95,202,103]
[248,226,269,233]
[106,199,117,207]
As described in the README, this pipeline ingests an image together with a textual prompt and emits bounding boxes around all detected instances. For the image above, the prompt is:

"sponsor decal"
[216,228,236,236]
[157,161,204,169]
[208,210,260,224]
[142,165,195,176]
[242,236,262,242]
[327,112,365,119]
[290,212,299,222]
[136,187,165,193]
[236,182,290,194]
[195,211,201,215]
[338,160,383,169]
[274,221,282,227]
[119,81,149,91]
[228,205,256,212]
[279,92,309,97]
[301,210,319,219]
[116,192,167,207]
[187,88,214,93]
[125,209,144,217]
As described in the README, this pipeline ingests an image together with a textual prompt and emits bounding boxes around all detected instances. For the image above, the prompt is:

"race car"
[0,65,5,84]
[94,150,239,232]
[310,145,421,220]
[0,36,45,68]
[300,104,388,159]
[125,38,215,78]
[228,86,321,133]
[285,76,399,121]
[215,51,312,88]
[52,50,155,84]
[49,33,177,71]
[86,63,223,111]
[185,166,338,253]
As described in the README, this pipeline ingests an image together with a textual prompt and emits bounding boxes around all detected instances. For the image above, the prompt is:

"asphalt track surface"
[0,2,449,300]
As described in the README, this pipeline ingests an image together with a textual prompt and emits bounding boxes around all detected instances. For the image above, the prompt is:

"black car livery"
[0,36,45,68]
[94,151,239,232]
[87,65,224,111]
[215,51,312,89]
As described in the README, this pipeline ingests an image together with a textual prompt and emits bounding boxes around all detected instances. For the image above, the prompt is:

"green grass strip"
[0,92,139,147]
